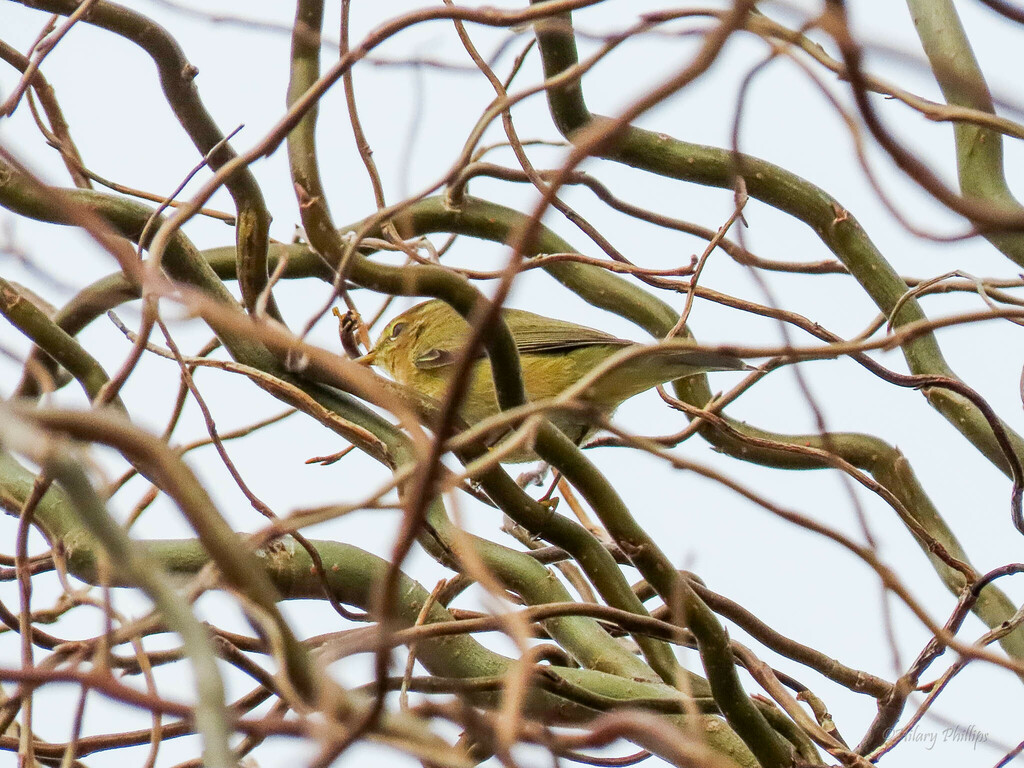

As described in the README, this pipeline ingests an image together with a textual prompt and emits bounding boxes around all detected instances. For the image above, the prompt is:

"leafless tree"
[1,1,1023,767]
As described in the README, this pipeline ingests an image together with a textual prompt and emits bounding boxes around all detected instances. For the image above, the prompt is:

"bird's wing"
[503,308,632,354]
[413,307,630,369]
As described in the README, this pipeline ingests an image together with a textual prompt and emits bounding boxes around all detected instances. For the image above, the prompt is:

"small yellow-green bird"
[362,299,749,462]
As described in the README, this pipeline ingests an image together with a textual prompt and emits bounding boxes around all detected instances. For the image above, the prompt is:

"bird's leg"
[555,476,609,542]
[515,461,551,489]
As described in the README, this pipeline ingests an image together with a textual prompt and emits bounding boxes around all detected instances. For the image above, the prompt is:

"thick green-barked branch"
[0,448,761,766]
[523,2,1024,657]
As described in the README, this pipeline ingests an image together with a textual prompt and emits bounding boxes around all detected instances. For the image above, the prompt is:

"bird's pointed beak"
[354,348,377,366]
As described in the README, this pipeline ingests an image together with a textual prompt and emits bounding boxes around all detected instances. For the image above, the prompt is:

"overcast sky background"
[2,1,1024,766]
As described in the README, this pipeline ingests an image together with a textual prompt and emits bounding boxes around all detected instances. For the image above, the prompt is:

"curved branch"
[13,0,280,320]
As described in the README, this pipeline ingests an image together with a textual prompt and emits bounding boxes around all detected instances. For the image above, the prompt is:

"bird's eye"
[389,321,407,340]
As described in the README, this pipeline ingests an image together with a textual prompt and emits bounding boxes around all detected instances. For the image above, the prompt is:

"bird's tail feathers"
[667,350,751,372]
